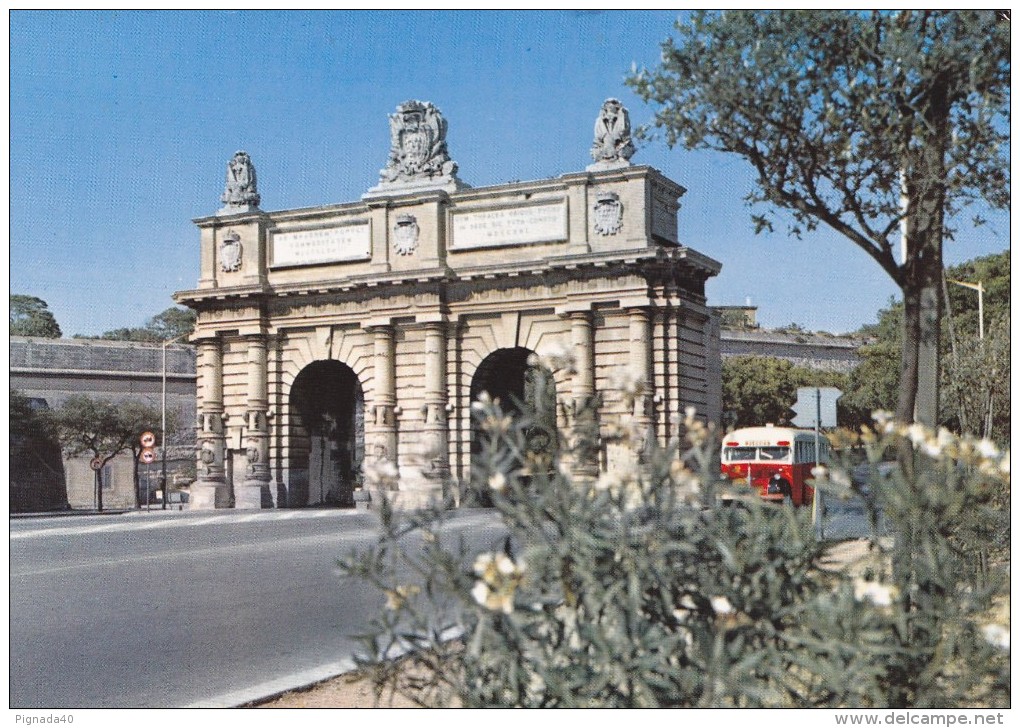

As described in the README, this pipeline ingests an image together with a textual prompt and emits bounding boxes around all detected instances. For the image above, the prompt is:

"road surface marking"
[10,509,361,540]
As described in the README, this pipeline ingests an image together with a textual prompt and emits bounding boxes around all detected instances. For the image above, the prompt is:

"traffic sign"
[140,448,156,464]
[140,431,156,448]
[792,387,842,429]
[90,456,104,471]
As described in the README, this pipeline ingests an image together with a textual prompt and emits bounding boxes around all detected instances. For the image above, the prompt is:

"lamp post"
[948,278,991,438]
[949,279,985,340]
[162,333,190,510]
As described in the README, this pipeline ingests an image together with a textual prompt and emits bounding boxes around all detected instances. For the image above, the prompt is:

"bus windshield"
[723,446,791,462]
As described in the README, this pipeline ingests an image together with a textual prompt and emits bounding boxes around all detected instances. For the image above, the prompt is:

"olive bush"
[340,364,1009,708]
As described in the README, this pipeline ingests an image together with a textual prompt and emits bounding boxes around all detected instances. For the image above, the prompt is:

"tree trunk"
[896,285,921,424]
[890,74,950,707]
[895,79,948,428]
[897,263,942,427]
[132,451,141,509]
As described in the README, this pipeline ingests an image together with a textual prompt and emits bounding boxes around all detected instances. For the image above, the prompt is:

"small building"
[714,304,758,329]
[175,99,723,510]
[10,336,197,510]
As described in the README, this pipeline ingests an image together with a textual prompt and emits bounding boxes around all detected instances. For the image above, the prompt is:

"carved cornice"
[175,245,719,310]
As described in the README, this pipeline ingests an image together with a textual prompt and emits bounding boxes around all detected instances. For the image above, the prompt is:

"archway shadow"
[288,360,364,508]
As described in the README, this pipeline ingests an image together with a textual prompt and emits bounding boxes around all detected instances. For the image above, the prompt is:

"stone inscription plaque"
[451,201,567,250]
[271,223,372,267]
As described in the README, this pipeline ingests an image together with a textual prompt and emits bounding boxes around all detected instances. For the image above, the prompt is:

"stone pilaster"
[421,322,451,486]
[367,325,398,476]
[629,307,654,456]
[237,334,272,509]
[569,310,599,477]
[191,337,229,509]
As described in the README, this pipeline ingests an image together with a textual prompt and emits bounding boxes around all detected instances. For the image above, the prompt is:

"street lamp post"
[949,279,985,340]
[162,333,190,510]
[948,278,991,437]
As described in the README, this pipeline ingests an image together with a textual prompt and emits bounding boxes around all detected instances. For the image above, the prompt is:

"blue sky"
[10,10,1009,338]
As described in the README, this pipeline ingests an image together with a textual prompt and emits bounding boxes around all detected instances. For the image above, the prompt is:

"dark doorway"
[469,347,557,503]
[288,361,364,508]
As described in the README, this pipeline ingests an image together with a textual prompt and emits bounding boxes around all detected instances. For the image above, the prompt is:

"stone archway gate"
[176,100,722,509]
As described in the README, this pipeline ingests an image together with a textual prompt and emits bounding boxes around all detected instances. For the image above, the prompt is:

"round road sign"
[90,457,104,471]
[140,448,156,464]
[140,431,156,448]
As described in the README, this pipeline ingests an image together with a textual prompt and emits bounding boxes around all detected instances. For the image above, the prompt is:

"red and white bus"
[720,425,830,506]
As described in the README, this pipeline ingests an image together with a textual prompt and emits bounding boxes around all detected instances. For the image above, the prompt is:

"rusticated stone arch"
[285,360,365,508]
[467,346,558,505]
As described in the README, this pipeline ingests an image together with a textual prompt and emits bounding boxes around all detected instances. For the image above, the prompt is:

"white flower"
[981,624,1010,651]
[710,596,734,615]
[471,581,491,606]
[364,459,399,489]
[495,553,518,576]
[905,423,928,448]
[936,427,957,449]
[481,413,513,434]
[921,436,942,459]
[488,471,507,492]
[472,579,516,615]
[811,465,829,480]
[871,410,896,434]
[535,342,577,375]
[473,552,496,575]
[853,578,899,607]
[684,406,698,425]
[679,594,697,610]
[977,438,1000,460]
[384,584,420,610]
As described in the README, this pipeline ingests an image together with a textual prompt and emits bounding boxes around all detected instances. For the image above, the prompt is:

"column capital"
[192,334,222,347]
[557,305,594,319]
[421,319,448,331]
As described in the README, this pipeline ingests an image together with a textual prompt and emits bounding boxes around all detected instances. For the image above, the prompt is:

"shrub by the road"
[340,356,1009,708]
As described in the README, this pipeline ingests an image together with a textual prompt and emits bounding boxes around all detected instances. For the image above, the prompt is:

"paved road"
[10,495,881,709]
[10,507,506,708]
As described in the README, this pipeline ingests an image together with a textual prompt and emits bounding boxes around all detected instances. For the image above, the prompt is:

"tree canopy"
[629,10,1010,426]
[84,306,196,343]
[722,355,847,430]
[10,294,62,338]
[50,395,164,510]
[845,250,1010,441]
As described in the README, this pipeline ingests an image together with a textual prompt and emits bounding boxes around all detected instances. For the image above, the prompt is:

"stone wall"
[10,336,197,510]
[719,329,865,374]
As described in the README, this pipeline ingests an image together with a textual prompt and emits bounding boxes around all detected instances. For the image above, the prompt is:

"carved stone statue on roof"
[219,150,261,215]
[588,98,636,171]
[365,100,466,197]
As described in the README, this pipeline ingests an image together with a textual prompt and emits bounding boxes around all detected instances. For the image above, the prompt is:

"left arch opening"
[287,360,364,508]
